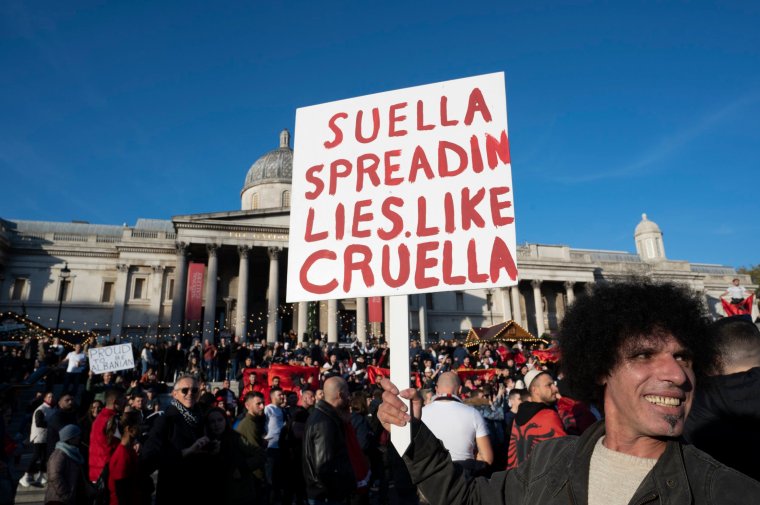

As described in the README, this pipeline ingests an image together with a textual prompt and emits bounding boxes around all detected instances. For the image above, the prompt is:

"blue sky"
[1,0,758,269]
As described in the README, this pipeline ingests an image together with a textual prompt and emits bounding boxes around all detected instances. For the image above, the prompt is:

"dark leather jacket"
[404,419,760,505]
[303,400,356,501]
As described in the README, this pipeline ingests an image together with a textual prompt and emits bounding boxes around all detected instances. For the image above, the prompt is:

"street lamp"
[54,262,71,335]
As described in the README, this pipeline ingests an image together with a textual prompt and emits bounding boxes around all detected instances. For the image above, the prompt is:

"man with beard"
[141,374,211,505]
[46,393,78,458]
[506,369,566,469]
[236,391,267,498]
[378,281,760,505]
[303,376,371,504]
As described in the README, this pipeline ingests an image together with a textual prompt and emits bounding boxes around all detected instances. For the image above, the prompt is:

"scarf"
[55,441,84,465]
[171,399,200,428]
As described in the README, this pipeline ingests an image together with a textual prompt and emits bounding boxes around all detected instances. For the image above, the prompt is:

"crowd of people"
[1,279,759,505]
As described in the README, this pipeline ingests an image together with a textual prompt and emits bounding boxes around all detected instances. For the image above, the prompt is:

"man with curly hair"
[378,280,760,504]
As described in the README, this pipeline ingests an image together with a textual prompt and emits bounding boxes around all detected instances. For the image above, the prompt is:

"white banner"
[88,343,135,374]
[287,72,517,302]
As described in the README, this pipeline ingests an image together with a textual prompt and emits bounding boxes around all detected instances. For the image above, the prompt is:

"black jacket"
[404,419,760,505]
[140,405,207,505]
[683,366,760,481]
[303,400,356,501]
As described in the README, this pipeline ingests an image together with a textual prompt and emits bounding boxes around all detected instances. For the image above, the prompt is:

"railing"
[52,233,88,242]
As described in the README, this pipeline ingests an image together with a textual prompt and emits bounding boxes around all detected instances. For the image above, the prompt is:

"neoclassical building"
[1,130,756,346]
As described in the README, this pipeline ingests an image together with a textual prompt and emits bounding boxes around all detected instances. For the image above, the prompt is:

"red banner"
[185,262,205,321]
[722,295,754,317]
[268,363,320,391]
[368,296,383,323]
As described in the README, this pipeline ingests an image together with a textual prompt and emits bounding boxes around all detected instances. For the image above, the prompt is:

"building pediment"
[173,208,291,230]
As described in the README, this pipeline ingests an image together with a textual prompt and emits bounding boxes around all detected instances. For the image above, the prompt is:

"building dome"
[242,130,293,192]
[240,130,293,211]
[634,213,661,235]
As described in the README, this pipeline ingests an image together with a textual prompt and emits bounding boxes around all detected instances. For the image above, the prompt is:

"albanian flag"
[532,349,560,364]
[456,368,496,383]
[367,365,422,388]
[268,363,320,392]
[722,295,754,317]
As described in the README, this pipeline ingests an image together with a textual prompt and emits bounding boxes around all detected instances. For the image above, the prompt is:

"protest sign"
[88,343,135,374]
[286,72,517,453]
[286,72,517,302]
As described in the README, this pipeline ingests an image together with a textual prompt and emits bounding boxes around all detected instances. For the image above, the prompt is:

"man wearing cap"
[421,371,493,478]
[506,369,566,469]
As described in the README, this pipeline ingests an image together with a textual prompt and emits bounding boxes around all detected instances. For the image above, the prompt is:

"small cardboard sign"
[287,72,517,302]
[88,344,135,374]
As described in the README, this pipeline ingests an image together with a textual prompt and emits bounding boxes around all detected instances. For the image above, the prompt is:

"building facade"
[1,131,756,346]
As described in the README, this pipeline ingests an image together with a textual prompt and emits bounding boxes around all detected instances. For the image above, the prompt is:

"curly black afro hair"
[558,279,714,404]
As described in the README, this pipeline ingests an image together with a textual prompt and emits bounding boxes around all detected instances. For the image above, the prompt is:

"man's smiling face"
[603,330,695,442]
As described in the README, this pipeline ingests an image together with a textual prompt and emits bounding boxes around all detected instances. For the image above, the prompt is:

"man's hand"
[377,378,422,432]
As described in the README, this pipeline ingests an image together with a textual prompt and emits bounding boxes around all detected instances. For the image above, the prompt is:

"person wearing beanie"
[506,369,566,469]
[45,424,94,504]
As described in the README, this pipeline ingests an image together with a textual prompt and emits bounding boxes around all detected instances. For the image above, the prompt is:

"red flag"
[268,363,320,392]
[368,297,383,323]
[367,365,390,384]
[456,368,496,383]
[185,262,205,321]
[722,295,754,317]
[532,349,560,364]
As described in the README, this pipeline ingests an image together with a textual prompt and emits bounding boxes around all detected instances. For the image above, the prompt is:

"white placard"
[287,72,518,303]
[88,344,135,374]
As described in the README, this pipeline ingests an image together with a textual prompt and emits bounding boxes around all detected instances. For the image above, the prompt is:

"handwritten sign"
[287,72,517,302]
[88,344,135,374]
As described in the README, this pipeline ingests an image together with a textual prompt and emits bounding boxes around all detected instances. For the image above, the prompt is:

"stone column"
[510,285,522,326]
[564,281,576,307]
[266,247,281,344]
[297,301,308,343]
[327,299,338,343]
[418,294,428,347]
[356,297,367,345]
[110,264,130,340]
[532,279,545,337]
[170,242,189,335]
[202,244,219,341]
[235,246,250,342]
[150,265,165,335]
[501,287,512,321]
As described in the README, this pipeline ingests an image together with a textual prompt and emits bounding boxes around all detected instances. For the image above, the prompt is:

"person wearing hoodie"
[45,424,95,505]
[506,369,566,469]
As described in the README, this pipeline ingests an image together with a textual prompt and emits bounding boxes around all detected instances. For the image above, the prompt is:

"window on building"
[455,292,464,311]
[166,278,175,301]
[252,193,259,210]
[101,282,114,303]
[60,279,71,301]
[11,278,27,300]
[425,293,434,310]
[282,190,291,208]
[133,278,146,299]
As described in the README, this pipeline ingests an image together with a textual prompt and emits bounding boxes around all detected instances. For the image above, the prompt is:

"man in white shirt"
[264,387,286,502]
[722,278,750,304]
[61,344,87,396]
[421,371,493,477]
